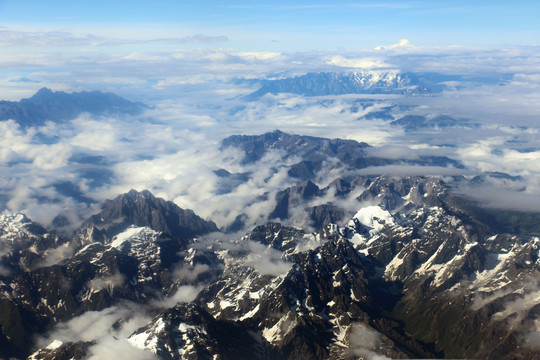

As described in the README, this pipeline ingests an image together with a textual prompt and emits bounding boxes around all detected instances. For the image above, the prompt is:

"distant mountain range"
[0,88,146,126]
[246,72,444,99]
[245,71,512,99]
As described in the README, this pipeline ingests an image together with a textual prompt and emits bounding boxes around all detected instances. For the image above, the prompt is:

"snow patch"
[45,339,63,350]
[110,226,149,248]
[349,206,395,236]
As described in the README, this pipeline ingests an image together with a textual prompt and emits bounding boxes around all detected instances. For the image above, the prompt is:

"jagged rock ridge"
[76,189,218,244]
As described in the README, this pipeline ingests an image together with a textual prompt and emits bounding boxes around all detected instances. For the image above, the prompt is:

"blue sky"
[1,1,539,50]
[1,0,540,101]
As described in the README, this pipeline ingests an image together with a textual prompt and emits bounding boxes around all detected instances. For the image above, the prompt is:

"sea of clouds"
[1,31,540,231]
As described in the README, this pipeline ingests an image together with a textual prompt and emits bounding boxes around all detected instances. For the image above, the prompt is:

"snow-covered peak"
[1,212,31,236]
[0,212,28,224]
[350,71,401,86]
[0,211,45,245]
[348,205,395,236]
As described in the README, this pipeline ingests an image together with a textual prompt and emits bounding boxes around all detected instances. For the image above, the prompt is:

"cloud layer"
[1,38,540,233]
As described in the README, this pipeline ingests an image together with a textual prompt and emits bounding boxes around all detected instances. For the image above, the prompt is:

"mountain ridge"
[246,71,446,99]
[0,87,146,126]
[76,189,219,244]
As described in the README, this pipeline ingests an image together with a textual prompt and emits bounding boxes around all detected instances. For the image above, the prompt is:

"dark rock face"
[0,87,146,126]
[337,177,540,359]
[78,189,218,243]
[245,222,306,253]
[306,204,345,229]
[221,130,371,166]
[270,180,322,220]
[129,302,273,360]
[193,228,426,360]
[28,340,92,360]
[213,169,251,195]
[0,213,66,275]
[287,160,315,180]
[0,230,187,356]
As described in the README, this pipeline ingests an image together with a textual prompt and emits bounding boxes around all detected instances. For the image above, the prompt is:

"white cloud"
[234,51,283,61]
[456,185,540,213]
[37,305,154,355]
[348,323,392,360]
[375,38,414,51]
[243,240,293,276]
[88,336,158,360]
[4,26,540,360]
[0,29,105,47]
[356,165,475,177]
[173,263,212,282]
[0,28,228,48]
[326,56,392,69]
[0,120,71,169]
[87,273,125,292]
[1,43,540,233]
[365,146,420,160]
[170,34,229,44]
[153,285,205,308]
[38,243,78,268]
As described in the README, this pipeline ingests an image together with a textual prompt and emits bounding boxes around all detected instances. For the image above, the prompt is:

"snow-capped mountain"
[245,71,512,99]
[246,72,446,99]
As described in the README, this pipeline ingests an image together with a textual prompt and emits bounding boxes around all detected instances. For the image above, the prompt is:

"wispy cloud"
[173,34,229,44]
[0,29,104,47]
[225,2,414,11]
[0,29,228,47]
[35,305,157,360]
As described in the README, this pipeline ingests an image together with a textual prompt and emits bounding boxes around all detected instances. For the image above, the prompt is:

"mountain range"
[246,72,440,99]
[245,71,512,99]
[1,129,540,359]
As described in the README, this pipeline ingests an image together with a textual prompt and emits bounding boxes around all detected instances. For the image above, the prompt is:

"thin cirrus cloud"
[0,29,229,47]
